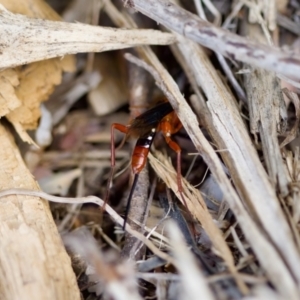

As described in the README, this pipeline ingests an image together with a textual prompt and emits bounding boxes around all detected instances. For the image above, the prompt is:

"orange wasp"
[108,101,186,229]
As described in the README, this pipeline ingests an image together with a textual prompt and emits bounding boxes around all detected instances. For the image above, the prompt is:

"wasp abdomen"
[132,129,156,174]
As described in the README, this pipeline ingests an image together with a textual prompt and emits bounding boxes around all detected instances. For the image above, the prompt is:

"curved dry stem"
[0,188,174,265]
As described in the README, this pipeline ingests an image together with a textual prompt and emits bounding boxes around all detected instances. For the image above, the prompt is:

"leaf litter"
[1,0,300,299]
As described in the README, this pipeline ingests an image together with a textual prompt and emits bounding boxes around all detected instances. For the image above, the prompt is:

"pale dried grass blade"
[166,221,215,300]
[148,148,298,298]
[0,5,176,69]
[148,151,244,289]
[243,23,289,195]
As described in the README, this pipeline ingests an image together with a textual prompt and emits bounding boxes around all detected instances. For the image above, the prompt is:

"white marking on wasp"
[151,128,156,132]
[147,135,153,140]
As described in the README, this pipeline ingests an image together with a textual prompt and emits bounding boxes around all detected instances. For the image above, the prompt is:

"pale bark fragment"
[6,59,73,131]
[0,5,176,69]
[0,125,80,300]
[0,69,20,115]
[243,23,289,195]
[121,0,300,81]
[0,0,76,143]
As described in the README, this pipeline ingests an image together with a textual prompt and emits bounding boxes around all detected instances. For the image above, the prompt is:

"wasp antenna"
[123,173,139,231]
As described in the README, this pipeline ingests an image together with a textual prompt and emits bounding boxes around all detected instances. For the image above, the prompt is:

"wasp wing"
[128,102,174,137]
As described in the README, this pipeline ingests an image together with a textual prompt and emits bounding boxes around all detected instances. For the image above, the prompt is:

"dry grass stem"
[166,221,215,300]
[243,23,289,195]
[0,4,176,69]
[122,0,300,81]
[0,188,175,265]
